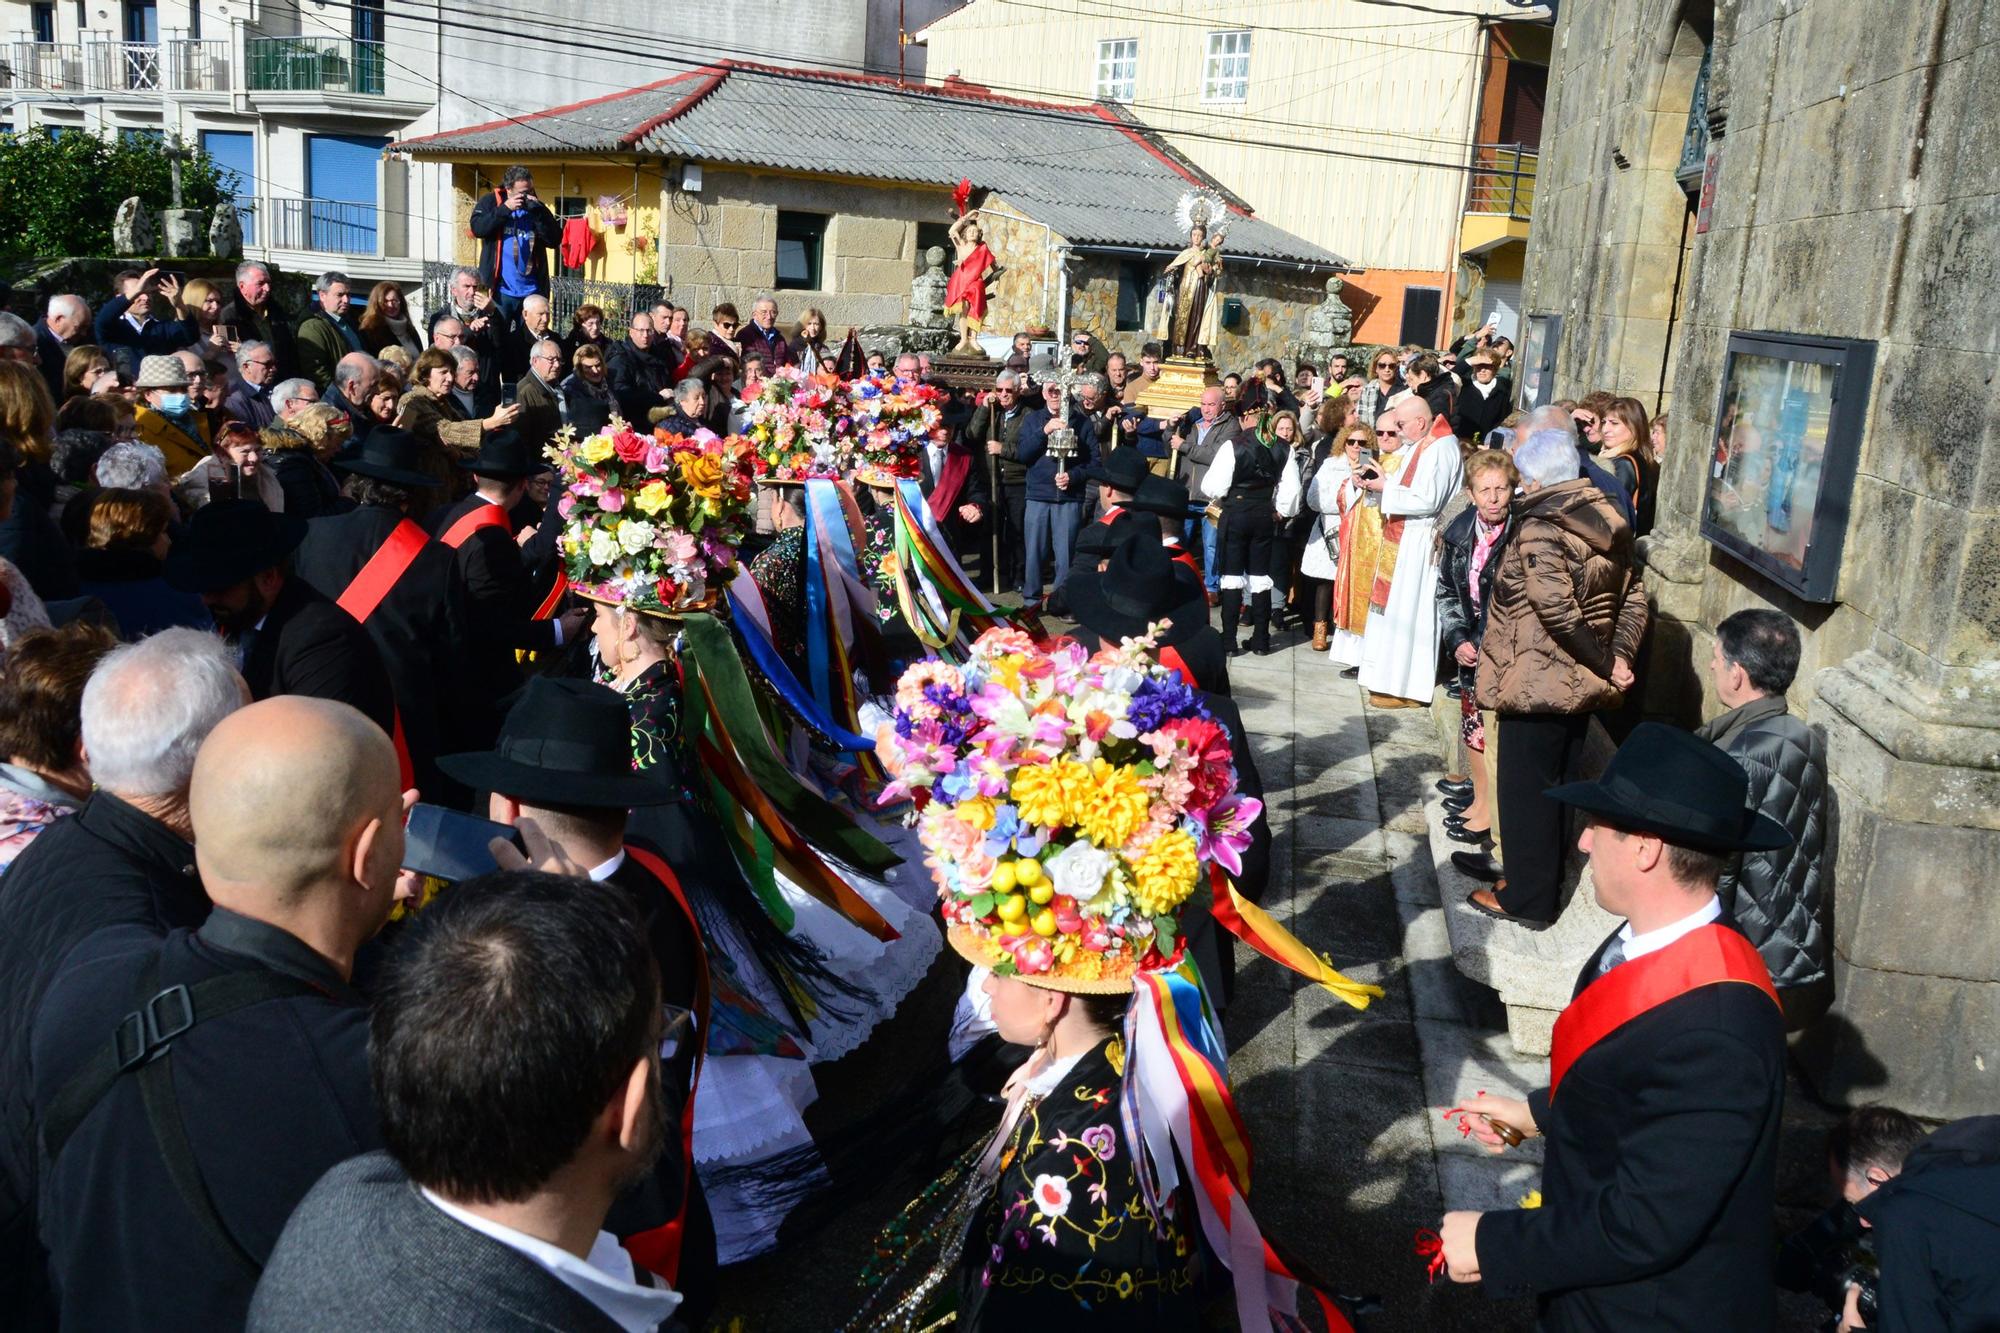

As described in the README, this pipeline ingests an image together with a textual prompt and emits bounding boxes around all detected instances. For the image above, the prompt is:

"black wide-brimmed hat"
[1082,447,1150,495]
[1065,531,1210,646]
[334,427,439,489]
[1545,721,1792,854]
[458,428,549,480]
[1127,473,1194,520]
[437,677,683,808]
[163,498,310,594]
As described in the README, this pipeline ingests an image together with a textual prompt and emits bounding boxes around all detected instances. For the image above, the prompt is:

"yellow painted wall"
[922,0,1517,271]
[449,160,664,284]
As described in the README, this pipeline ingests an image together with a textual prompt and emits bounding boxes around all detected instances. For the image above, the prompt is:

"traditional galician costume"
[1356,414,1463,701]
[544,415,940,1263]
[852,628,1383,1331]
[1469,724,1792,1330]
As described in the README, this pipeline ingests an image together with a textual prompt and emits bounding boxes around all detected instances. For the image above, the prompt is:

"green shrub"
[0,129,233,260]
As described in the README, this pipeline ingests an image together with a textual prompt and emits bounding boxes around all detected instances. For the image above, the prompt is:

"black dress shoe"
[1444,824,1490,846]
[1436,777,1472,797]
[1450,850,1504,883]
[1442,794,1472,814]
[1444,680,1464,700]
[1339,665,1359,679]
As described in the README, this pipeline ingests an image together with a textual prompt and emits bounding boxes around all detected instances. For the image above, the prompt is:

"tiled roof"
[394,62,1343,268]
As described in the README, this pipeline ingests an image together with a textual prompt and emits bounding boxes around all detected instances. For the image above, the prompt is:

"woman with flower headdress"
[853,631,1380,1332]
[551,414,943,1261]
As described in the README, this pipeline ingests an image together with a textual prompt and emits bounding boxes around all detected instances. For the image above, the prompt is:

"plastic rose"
[1044,840,1115,903]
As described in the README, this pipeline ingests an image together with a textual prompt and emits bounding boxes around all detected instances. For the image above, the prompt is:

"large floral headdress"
[876,628,1260,992]
[849,377,945,485]
[549,418,758,615]
[740,367,851,481]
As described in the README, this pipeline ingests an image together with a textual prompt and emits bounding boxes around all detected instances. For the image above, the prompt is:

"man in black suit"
[428,432,587,740]
[438,677,715,1326]
[250,869,686,1333]
[164,500,396,738]
[32,697,404,1331]
[915,414,988,569]
[1440,723,1791,1331]
[607,312,674,425]
[962,370,1035,594]
[295,429,472,803]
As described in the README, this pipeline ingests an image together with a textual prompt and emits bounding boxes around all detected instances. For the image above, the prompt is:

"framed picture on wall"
[1700,330,1876,603]
[1515,311,1561,410]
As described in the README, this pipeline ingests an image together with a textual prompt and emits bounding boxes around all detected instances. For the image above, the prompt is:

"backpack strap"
[41,956,326,1274]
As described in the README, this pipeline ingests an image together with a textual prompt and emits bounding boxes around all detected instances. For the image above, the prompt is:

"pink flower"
[1192,792,1263,879]
[599,488,626,513]
[661,530,698,566]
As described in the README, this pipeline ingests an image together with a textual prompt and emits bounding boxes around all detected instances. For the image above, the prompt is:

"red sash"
[1166,543,1202,577]
[441,502,510,549]
[619,845,712,1284]
[1159,644,1196,688]
[1549,923,1778,1099]
[930,446,973,518]
[1099,503,1127,523]
[335,519,430,792]
[529,570,569,620]
[335,519,428,622]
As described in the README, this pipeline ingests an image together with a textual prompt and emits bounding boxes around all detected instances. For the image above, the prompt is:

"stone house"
[1519,0,2000,1119]
[390,60,1342,369]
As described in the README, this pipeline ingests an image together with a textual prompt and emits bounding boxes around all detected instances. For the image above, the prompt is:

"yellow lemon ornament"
[996,894,1027,923]
[991,862,1018,895]
[1031,908,1058,937]
[1028,882,1055,905]
[1015,859,1044,887]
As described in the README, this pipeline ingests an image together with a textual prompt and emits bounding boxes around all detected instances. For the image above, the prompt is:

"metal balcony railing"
[1466,143,1538,221]
[5,40,87,91]
[269,196,378,254]
[246,36,385,95]
[4,38,231,93]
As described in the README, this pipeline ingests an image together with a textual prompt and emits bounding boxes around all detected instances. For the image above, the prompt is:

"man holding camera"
[470,166,562,326]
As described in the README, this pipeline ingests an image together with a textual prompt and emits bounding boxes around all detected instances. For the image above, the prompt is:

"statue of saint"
[1148,190,1228,359]
[943,210,997,356]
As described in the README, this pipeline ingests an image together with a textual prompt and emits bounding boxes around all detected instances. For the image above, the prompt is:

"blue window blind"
[201,129,255,246]
[305,132,385,254]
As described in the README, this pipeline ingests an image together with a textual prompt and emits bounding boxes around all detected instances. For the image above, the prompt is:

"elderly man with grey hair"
[0,311,38,365]
[513,336,564,447]
[326,352,381,436]
[964,368,1035,591]
[219,260,296,380]
[739,294,792,369]
[94,440,173,497]
[446,345,491,420]
[224,340,281,429]
[1462,424,1648,923]
[34,294,90,398]
[298,271,364,391]
[501,293,554,383]
[428,265,500,385]
[270,377,320,423]
[0,628,248,1322]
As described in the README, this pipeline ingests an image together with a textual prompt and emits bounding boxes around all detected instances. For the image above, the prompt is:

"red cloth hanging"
[561,215,594,270]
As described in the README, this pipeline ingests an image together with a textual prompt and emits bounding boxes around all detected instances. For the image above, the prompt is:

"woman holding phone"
[1316,420,1385,674]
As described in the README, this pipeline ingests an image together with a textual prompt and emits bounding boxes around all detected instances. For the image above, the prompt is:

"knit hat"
[135,356,190,390]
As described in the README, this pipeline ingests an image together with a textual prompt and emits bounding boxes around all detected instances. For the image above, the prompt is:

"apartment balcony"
[1460,143,1538,256]
[2,37,230,97]
[266,196,379,256]
[245,36,383,96]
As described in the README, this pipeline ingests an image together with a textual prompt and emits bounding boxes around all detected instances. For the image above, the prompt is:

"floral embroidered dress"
[959,1035,1205,1331]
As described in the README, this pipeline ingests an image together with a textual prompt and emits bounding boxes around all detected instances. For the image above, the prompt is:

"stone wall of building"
[1066,254,1331,370]
[657,167,949,332]
[1523,0,2000,1118]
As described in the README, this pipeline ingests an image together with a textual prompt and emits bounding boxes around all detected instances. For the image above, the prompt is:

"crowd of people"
[0,160,1994,1333]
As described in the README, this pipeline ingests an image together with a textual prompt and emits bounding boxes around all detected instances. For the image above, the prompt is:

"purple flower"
[1192,792,1263,879]
[1128,676,1207,735]
[1079,1124,1117,1161]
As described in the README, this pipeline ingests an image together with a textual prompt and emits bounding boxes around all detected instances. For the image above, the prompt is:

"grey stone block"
[1796,954,2000,1121]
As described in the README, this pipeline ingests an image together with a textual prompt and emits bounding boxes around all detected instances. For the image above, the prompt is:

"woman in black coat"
[1433,448,1517,845]
[1450,355,1513,444]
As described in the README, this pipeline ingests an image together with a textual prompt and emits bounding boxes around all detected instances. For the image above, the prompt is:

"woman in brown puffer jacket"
[1471,433,1649,922]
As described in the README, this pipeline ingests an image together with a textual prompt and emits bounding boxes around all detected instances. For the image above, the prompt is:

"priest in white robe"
[1357,398,1464,704]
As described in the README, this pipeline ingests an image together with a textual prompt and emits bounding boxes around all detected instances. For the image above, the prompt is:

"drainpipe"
[1054,244,1073,351]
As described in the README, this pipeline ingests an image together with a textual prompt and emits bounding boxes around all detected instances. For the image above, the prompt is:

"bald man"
[30,697,409,1332]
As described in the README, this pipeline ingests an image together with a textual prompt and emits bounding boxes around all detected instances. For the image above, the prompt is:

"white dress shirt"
[420,1190,681,1331]
[587,849,626,881]
[1614,893,1723,964]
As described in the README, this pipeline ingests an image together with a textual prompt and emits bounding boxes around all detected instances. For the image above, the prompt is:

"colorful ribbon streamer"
[726,576,877,753]
[1209,866,1385,1009]
[1128,972,1355,1332]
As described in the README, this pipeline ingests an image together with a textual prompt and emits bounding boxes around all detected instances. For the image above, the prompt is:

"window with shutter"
[201,129,256,246]
[306,133,386,254]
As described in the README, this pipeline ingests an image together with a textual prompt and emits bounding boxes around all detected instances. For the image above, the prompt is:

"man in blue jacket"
[1017,377,1096,614]
[93,268,198,378]
[469,166,561,326]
